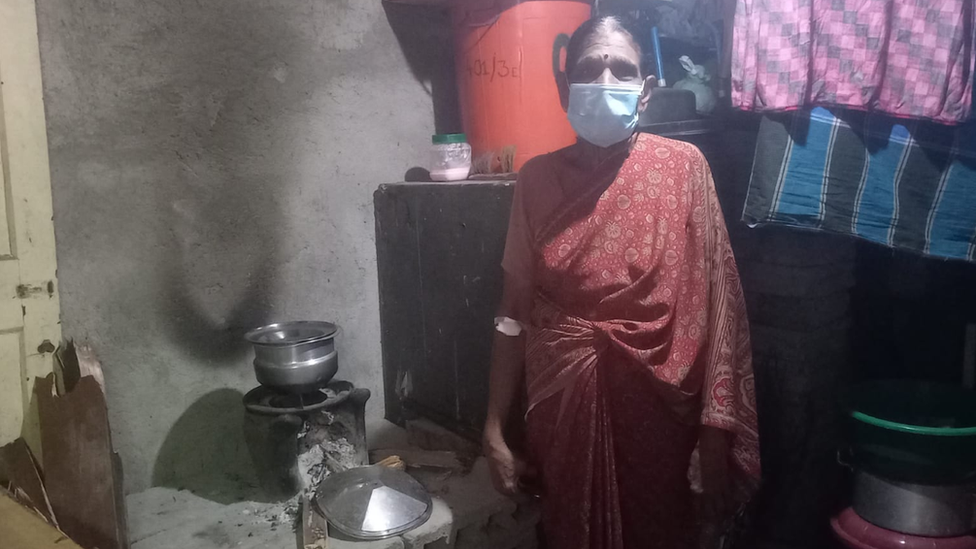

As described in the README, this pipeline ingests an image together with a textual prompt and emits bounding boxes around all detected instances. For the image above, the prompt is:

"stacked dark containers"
[708,126,857,548]
[732,226,856,549]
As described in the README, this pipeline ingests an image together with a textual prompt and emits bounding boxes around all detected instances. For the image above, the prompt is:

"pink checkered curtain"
[731,0,975,125]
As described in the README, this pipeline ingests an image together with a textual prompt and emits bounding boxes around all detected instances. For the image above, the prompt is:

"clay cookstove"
[242,322,370,500]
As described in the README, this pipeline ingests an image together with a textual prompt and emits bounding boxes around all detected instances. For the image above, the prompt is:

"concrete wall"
[36,0,455,495]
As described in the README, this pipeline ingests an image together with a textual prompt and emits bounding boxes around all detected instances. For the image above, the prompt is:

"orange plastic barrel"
[452,0,592,172]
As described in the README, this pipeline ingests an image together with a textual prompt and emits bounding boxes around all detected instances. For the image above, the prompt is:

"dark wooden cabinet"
[374,181,514,437]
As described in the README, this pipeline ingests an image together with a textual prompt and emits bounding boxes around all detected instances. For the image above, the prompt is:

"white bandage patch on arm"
[494,316,524,337]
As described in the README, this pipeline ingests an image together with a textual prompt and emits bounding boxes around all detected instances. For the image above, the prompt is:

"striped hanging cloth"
[743,107,976,262]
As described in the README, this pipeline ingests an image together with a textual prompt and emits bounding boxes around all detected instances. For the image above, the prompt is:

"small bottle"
[430,134,472,182]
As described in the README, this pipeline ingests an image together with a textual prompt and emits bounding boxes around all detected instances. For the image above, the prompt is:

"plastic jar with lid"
[430,134,472,182]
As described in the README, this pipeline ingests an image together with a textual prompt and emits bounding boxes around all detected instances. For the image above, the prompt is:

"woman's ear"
[557,72,570,112]
[638,75,657,113]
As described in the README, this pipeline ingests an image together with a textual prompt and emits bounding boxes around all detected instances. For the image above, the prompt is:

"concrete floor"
[128,487,300,549]
[127,486,411,549]
[126,420,538,549]
[127,460,538,549]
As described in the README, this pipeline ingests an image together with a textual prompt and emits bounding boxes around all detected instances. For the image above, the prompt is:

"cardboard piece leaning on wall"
[36,341,129,549]
[0,488,84,549]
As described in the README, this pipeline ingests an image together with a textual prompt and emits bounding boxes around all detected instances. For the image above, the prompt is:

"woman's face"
[560,29,655,113]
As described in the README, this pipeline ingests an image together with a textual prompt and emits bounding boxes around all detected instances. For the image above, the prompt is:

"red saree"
[521,134,760,549]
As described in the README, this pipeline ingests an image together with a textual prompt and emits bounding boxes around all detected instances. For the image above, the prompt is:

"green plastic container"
[848,380,976,483]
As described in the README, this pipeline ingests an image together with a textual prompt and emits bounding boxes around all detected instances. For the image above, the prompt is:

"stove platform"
[243,380,369,500]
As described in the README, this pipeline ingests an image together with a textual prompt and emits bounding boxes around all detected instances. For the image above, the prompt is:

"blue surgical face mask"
[567,83,643,148]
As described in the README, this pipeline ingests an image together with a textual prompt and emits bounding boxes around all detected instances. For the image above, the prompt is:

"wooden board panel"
[36,374,126,549]
[375,182,513,436]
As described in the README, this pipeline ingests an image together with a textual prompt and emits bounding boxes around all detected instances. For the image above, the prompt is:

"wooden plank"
[36,373,127,549]
[0,437,56,525]
[0,490,84,549]
[370,448,463,471]
[374,185,428,425]
[413,183,510,433]
[301,494,329,549]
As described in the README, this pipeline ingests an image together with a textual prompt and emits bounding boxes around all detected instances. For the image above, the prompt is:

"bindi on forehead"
[566,21,645,81]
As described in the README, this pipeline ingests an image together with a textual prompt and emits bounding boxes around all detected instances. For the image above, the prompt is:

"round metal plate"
[314,466,432,540]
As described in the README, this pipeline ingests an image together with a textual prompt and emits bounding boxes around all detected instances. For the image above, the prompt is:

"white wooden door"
[0,0,62,455]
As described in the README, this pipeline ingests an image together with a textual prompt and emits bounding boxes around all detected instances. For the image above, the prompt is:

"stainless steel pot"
[245,321,339,393]
[852,468,976,537]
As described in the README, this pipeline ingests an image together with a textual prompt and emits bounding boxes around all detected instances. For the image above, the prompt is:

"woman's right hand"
[483,430,536,496]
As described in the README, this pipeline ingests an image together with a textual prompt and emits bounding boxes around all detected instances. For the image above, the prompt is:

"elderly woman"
[482,15,760,549]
